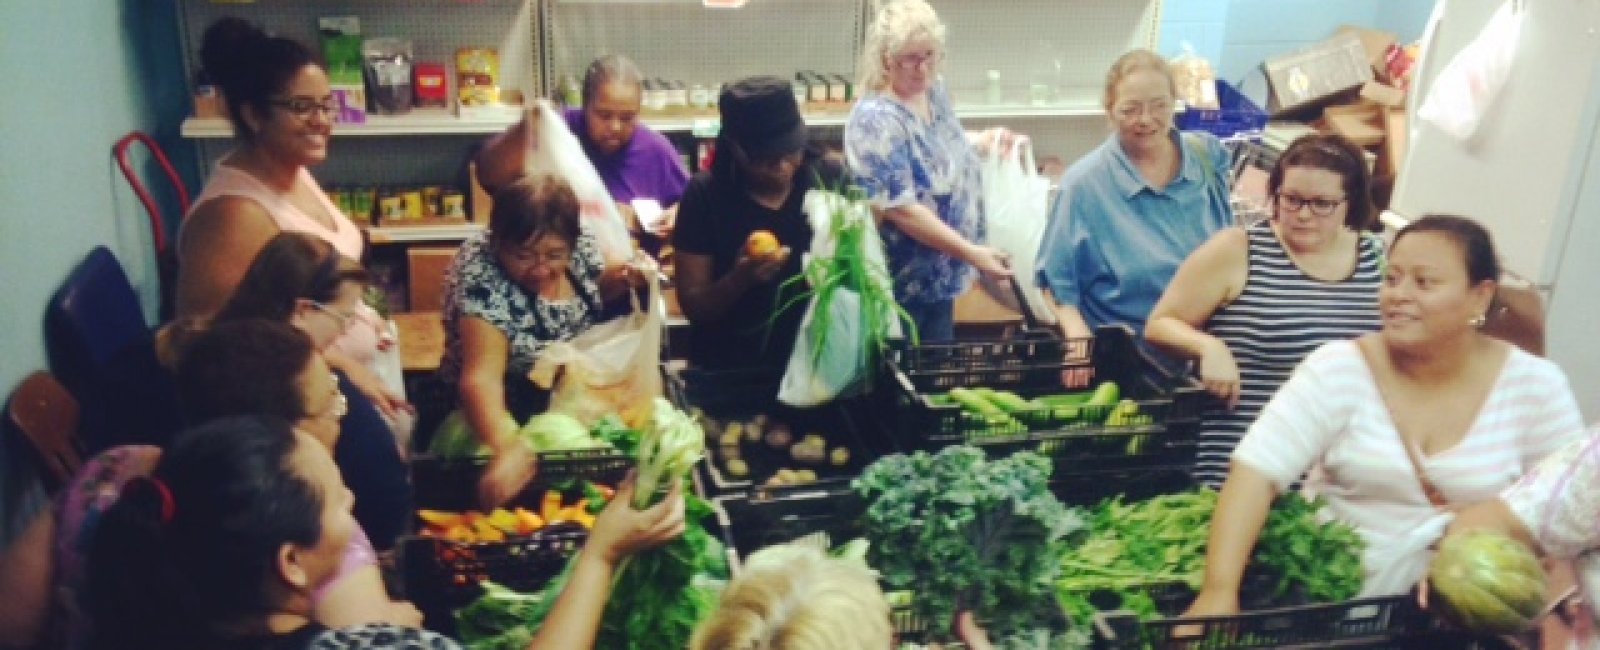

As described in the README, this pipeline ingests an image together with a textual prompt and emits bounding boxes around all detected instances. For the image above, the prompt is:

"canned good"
[351,186,377,222]
[379,195,405,222]
[441,192,467,219]
[421,186,443,217]
[400,190,424,219]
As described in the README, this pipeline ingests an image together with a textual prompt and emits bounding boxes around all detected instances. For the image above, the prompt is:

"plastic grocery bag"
[526,99,634,264]
[777,190,903,407]
[1417,0,1523,141]
[529,272,664,429]
[1359,509,1454,597]
[977,138,1057,324]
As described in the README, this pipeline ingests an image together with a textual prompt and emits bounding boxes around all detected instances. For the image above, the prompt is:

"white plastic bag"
[777,190,901,407]
[1417,0,1523,141]
[977,139,1057,324]
[1359,509,1454,597]
[528,273,665,429]
[525,99,634,264]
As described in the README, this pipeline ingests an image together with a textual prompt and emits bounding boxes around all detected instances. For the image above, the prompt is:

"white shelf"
[182,101,1102,140]
[365,222,484,244]
[181,110,520,139]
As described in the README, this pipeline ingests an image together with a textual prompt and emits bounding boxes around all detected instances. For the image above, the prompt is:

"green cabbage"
[522,412,605,452]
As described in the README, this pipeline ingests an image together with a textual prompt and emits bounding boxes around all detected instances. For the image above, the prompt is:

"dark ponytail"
[199,17,319,142]
[87,416,324,650]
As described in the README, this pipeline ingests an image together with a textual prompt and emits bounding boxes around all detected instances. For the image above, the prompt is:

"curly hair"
[856,0,947,95]
[691,544,891,650]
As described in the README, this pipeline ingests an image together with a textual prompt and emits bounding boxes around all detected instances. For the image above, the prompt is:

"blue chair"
[46,246,180,453]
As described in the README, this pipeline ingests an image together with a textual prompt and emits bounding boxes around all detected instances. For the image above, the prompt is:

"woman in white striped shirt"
[1185,215,1585,619]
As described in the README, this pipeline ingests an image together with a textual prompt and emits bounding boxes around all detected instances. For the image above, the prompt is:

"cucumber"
[1035,391,1095,407]
[1086,381,1121,407]
[983,390,1034,415]
[949,388,1010,424]
[1104,399,1141,426]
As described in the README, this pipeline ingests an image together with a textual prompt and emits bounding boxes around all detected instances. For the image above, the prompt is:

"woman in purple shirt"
[478,55,689,255]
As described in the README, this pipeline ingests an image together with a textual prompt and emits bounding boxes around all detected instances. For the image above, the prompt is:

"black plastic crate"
[1050,464,1196,508]
[411,449,631,511]
[712,486,865,560]
[397,522,589,632]
[1090,594,1515,650]
[676,366,895,497]
[886,326,1203,452]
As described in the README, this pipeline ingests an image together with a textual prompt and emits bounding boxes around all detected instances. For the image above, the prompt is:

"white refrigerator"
[1386,0,1600,419]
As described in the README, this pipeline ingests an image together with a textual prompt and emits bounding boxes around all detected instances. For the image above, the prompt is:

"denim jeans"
[900,298,956,343]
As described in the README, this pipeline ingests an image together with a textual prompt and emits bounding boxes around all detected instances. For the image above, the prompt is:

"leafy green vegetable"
[1255,492,1364,603]
[522,412,604,452]
[1053,489,1365,627]
[855,446,1086,642]
[455,581,543,648]
[461,400,727,650]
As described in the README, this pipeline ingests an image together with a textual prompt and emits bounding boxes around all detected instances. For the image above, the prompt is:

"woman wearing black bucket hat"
[673,76,845,375]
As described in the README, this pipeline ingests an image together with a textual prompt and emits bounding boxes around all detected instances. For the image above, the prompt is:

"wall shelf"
[182,101,1103,140]
[365,222,484,244]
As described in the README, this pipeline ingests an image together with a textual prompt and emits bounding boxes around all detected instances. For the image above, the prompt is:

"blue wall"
[0,0,190,537]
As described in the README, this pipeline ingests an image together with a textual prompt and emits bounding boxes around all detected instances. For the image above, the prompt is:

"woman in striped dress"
[1146,134,1382,488]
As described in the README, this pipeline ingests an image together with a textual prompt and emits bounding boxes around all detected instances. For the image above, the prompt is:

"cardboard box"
[1323,102,1385,147]
[407,247,458,313]
[1336,25,1400,81]
[1359,81,1406,108]
[1264,31,1374,118]
[1381,107,1408,179]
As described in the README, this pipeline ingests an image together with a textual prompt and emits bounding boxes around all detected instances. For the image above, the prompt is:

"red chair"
[112,131,190,322]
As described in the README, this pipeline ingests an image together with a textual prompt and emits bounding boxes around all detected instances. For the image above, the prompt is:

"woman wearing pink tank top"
[171,18,411,430]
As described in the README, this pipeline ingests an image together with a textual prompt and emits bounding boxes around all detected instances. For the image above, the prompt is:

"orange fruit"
[745,230,780,258]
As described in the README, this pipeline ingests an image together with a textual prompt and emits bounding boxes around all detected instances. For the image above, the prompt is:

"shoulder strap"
[1354,338,1451,509]
[1183,133,1219,191]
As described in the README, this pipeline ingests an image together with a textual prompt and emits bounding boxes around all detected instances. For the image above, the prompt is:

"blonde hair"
[856,0,947,94]
[1102,48,1178,111]
[691,545,892,650]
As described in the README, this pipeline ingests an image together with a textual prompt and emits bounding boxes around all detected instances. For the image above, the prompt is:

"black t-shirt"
[672,159,846,371]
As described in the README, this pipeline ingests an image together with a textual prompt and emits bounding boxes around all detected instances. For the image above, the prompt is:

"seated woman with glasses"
[437,175,646,508]
[171,17,412,432]
[195,231,414,552]
[1145,133,1385,488]
[671,76,843,376]
[1037,49,1235,384]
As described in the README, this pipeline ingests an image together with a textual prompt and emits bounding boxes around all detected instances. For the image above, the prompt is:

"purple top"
[562,107,689,207]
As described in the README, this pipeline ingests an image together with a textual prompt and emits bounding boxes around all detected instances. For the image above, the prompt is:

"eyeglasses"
[270,96,338,121]
[310,301,359,331]
[501,247,573,269]
[1113,99,1173,121]
[1275,194,1347,217]
[892,50,944,70]
[312,372,348,421]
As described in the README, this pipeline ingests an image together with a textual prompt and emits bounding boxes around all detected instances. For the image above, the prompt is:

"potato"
[719,430,741,447]
[794,469,818,483]
[726,459,749,477]
[830,447,851,467]
[752,413,769,430]
[801,434,827,447]
[791,442,825,464]
[719,443,742,461]
[744,420,763,442]
[765,424,794,449]
[725,422,744,440]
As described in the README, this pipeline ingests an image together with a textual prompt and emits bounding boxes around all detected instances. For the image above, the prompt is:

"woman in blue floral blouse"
[844,0,1018,341]
[439,175,644,507]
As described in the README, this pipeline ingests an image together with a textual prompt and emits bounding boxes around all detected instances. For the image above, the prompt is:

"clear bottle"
[985,69,1003,105]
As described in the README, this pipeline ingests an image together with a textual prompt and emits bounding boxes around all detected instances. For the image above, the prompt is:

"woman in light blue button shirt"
[1037,49,1233,369]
